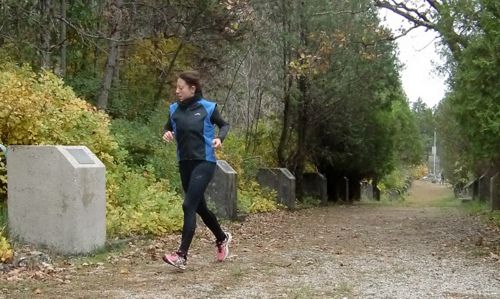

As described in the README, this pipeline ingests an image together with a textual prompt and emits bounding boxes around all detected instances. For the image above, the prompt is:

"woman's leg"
[197,196,226,242]
[178,161,217,255]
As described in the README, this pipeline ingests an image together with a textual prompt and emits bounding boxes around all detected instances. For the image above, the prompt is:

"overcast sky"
[379,10,448,108]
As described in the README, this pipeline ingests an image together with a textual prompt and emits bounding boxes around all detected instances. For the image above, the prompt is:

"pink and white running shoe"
[216,232,232,262]
[162,251,187,270]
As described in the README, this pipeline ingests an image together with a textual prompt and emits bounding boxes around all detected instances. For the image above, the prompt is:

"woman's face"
[176,78,196,101]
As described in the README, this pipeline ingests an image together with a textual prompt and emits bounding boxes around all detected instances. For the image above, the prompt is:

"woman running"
[162,70,231,270]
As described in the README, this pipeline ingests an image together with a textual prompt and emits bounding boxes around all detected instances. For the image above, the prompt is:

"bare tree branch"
[375,0,437,30]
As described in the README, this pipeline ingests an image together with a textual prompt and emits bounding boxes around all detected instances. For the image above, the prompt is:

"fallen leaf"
[490,252,499,261]
[120,268,130,274]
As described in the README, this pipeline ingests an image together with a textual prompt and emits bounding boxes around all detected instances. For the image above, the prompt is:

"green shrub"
[218,123,279,181]
[216,130,280,213]
[463,200,500,228]
[106,164,183,237]
[0,157,5,200]
[0,231,12,263]
[110,113,182,192]
[0,62,121,202]
[0,202,11,262]
[297,196,322,209]
[238,181,278,214]
[380,167,408,193]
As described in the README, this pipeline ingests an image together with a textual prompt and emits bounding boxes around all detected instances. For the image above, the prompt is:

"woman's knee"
[182,201,197,213]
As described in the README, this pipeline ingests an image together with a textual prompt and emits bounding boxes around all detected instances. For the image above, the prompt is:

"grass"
[361,195,462,208]
[407,196,462,208]
[334,282,354,297]
[296,196,322,209]
[367,193,500,226]
[287,282,354,299]
[229,264,247,279]
[461,200,500,227]
[54,238,130,266]
[288,286,315,299]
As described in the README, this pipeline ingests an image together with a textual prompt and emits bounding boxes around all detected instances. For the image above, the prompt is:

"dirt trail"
[2,180,500,299]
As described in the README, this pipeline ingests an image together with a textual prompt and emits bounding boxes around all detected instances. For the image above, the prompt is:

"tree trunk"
[0,2,5,46]
[221,47,251,114]
[372,178,381,201]
[277,0,293,167]
[294,0,310,200]
[244,63,253,151]
[154,39,184,108]
[251,83,264,153]
[295,75,309,199]
[97,0,123,110]
[58,0,67,77]
[39,0,52,69]
[351,177,361,201]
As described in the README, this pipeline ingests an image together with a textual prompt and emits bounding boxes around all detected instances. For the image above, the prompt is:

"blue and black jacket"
[164,95,229,163]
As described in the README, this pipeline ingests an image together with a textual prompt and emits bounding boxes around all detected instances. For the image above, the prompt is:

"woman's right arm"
[162,115,174,142]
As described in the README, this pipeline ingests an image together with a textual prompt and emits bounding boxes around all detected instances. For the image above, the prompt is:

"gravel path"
[2,180,499,298]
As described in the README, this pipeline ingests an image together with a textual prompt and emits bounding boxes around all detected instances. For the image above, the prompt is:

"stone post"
[257,168,296,209]
[205,160,238,220]
[302,173,328,204]
[8,145,106,254]
[478,174,490,202]
[361,182,374,201]
[491,173,500,211]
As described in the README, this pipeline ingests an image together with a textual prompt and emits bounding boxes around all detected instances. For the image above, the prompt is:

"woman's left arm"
[210,106,230,142]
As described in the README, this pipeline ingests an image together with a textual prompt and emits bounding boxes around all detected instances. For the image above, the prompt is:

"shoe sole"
[162,255,186,270]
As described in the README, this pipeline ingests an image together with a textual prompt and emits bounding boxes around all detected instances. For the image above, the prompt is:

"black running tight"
[178,160,226,255]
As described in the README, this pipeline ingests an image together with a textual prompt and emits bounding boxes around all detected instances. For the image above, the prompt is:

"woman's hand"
[212,138,222,149]
[163,131,175,142]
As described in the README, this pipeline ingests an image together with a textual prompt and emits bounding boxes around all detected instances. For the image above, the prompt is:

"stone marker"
[257,168,296,209]
[302,173,328,204]
[464,179,479,200]
[491,173,500,211]
[373,185,381,201]
[360,181,373,201]
[205,160,237,220]
[478,174,490,202]
[8,145,106,254]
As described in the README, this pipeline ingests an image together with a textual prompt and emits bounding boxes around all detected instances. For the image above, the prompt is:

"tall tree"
[376,0,500,175]
[411,98,435,156]
[58,0,67,77]
[97,0,123,110]
[39,0,54,69]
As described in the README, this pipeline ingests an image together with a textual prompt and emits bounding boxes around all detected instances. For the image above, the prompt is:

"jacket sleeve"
[163,114,173,135]
[210,105,230,142]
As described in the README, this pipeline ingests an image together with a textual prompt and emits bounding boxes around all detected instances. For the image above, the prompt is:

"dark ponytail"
[178,70,203,97]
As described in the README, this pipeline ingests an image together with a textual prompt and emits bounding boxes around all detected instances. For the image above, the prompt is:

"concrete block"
[361,181,374,201]
[7,145,106,254]
[257,168,296,209]
[205,160,237,220]
[464,179,479,200]
[478,174,490,202]
[491,173,500,211]
[302,173,327,204]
